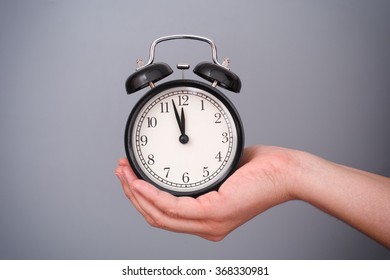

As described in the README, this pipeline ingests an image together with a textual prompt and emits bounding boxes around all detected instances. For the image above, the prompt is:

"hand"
[171,100,189,144]
[116,145,390,247]
[115,145,294,241]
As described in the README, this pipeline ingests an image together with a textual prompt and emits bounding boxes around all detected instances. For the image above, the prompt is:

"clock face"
[125,80,243,197]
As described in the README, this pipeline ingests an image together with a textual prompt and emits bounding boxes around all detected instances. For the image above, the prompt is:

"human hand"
[115,145,295,241]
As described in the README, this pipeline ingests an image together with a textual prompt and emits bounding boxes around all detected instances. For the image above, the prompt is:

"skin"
[115,145,390,247]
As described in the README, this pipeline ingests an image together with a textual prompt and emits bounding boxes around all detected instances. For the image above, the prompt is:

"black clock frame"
[124,79,244,197]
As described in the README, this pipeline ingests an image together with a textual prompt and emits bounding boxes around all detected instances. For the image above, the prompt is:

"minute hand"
[171,100,189,144]
[171,100,184,135]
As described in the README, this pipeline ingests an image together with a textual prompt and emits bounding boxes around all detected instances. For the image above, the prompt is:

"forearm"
[291,151,390,248]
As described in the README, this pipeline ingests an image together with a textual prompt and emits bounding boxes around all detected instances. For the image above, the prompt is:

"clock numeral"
[202,167,209,178]
[147,154,155,165]
[160,102,169,113]
[182,172,190,183]
[214,113,222,123]
[222,132,228,143]
[200,100,205,111]
[163,167,170,178]
[147,117,157,128]
[215,151,222,162]
[178,95,189,106]
[140,135,148,146]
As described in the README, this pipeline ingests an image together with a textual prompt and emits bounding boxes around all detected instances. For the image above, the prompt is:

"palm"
[116,146,292,241]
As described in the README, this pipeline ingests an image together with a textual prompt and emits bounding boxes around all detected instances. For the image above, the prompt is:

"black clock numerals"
[131,86,240,194]
[222,132,228,143]
[200,100,205,111]
[215,151,223,162]
[160,95,189,114]
[161,166,214,182]
[160,102,169,113]
[177,95,189,106]
[203,166,209,177]
[147,116,157,128]
[140,135,148,146]
[182,172,190,183]
[164,167,170,178]
[147,154,155,165]
[214,112,222,123]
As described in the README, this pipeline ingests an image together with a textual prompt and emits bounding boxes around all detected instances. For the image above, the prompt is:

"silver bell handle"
[138,34,224,69]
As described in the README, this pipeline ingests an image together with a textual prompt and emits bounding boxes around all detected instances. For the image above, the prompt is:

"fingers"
[130,180,227,240]
[115,163,205,235]
[115,163,147,219]
[114,158,231,240]
[115,157,220,221]
[131,181,199,230]
[133,181,216,220]
[118,157,130,167]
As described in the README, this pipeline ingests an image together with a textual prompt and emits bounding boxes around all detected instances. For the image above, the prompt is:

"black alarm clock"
[124,35,244,197]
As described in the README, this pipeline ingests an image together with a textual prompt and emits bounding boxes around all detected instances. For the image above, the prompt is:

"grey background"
[1,0,389,259]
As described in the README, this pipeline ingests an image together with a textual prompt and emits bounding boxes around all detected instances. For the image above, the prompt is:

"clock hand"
[179,107,189,144]
[180,107,185,135]
[171,100,183,134]
[171,100,189,144]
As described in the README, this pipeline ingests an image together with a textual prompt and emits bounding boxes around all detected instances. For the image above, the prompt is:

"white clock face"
[128,83,242,195]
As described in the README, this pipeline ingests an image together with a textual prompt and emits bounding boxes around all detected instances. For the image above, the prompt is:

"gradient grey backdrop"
[1,0,389,259]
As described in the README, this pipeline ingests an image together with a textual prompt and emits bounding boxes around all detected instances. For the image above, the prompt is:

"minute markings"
[134,89,235,189]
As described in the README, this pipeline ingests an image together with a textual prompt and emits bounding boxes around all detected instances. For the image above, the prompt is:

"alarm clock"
[124,35,244,197]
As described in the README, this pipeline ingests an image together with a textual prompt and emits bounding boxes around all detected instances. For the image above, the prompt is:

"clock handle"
[127,35,241,94]
[137,34,225,70]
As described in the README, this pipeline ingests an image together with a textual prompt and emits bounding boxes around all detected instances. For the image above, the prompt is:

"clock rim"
[124,79,244,197]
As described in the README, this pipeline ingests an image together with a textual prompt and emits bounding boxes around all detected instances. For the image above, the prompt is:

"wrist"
[281,148,324,202]
[285,148,341,207]
[251,146,312,203]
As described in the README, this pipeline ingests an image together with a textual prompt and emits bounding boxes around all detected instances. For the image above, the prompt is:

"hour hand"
[180,107,185,135]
